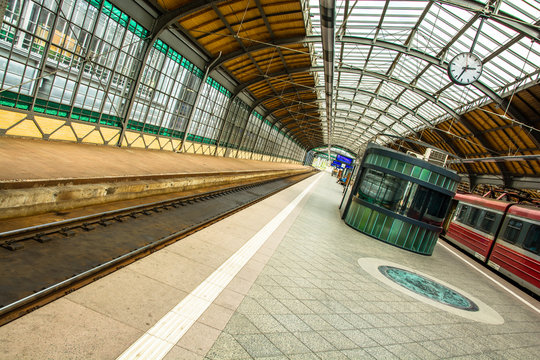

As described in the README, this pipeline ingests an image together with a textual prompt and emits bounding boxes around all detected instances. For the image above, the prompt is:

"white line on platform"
[116,173,322,360]
[438,241,540,315]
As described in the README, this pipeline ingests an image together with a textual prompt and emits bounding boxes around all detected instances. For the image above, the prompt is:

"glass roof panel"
[379,81,405,99]
[379,116,394,127]
[500,0,540,23]
[308,0,540,151]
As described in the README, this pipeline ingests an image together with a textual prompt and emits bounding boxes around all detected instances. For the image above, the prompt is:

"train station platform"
[0,137,308,226]
[0,172,539,359]
[0,137,302,182]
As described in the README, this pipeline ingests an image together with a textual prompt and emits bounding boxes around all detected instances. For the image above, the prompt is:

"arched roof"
[143,0,538,185]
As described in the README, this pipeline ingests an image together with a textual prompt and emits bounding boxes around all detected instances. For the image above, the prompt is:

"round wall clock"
[447,52,483,85]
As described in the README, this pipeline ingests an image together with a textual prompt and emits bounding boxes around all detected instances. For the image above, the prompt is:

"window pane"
[456,204,469,222]
[523,225,539,254]
[502,219,523,244]
[479,211,496,234]
[466,207,481,227]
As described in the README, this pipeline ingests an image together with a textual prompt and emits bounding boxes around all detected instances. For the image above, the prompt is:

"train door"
[442,198,459,235]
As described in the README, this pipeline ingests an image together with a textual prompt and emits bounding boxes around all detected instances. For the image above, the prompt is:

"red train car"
[444,193,540,297]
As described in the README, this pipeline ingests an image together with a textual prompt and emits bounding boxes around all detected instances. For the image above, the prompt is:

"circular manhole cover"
[378,265,479,311]
[358,258,504,324]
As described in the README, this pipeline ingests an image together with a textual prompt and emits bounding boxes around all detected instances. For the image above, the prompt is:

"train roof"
[454,193,512,212]
[508,204,540,222]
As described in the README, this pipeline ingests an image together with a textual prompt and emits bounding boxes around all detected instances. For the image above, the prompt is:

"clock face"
[447,52,483,85]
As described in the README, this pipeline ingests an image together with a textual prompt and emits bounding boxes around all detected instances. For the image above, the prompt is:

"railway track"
[0,171,315,326]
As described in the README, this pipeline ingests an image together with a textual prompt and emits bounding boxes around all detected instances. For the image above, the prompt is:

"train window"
[465,207,481,227]
[522,225,539,255]
[502,219,523,244]
[479,211,496,234]
[456,205,469,222]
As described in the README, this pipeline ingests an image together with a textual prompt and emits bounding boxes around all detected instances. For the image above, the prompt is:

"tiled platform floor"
[0,172,538,359]
[205,173,539,360]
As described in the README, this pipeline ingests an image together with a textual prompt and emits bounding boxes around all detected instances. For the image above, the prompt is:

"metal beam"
[435,0,540,41]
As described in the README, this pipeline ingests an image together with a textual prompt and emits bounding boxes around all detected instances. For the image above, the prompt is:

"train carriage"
[443,193,540,297]
[446,194,511,261]
[487,205,540,295]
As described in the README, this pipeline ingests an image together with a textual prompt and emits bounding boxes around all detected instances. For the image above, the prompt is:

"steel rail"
[0,171,311,248]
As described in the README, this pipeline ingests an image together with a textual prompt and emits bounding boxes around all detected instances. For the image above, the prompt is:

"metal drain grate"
[378,266,479,311]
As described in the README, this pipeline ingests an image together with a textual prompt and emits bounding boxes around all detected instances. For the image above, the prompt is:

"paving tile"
[266,332,312,355]
[358,314,388,328]
[385,344,422,360]
[237,296,269,315]
[163,345,203,360]
[274,314,312,332]
[270,275,300,287]
[263,285,296,300]
[485,351,519,360]
[228,276,256,295]
[66,268,187,332]
[203,333,252,360]
[319,314,356,330]
[248,284,273,300]
[281,299,315,314]
[400,343,438,360]
[302,300,333,314]
[289,277,316,288]
[178,322,222,356]
[379,327,412,344]
[303,287,331,301]
[297,314,335,331]
[213,288,245,311]
[224,314,260,335]
[237,264,264,283]
[128,249,214,294]
[362,328,402,346]
[339,313,372,329]
[288,354,320,360]
[364,346,401,359]
[341,329,379,347]
[447,354,494,360]
[198,303,236,331]
[316,350,350,360]
[339,300,369,313]
[166,236,232,269]
[285,286,317,299]
[320,300,352,314]
[341,348,375,359]
[256,298,293,314]
[376,313,406,327]
[234,334,283,358]
[245,314,288,333]
[294,331,336,352]
[316,330,357,350]
[419,341,449,358]
[0,299,141,360]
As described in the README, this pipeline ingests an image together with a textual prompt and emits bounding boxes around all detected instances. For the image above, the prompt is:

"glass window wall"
[356,168,451,226]
[188,77,230,144]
